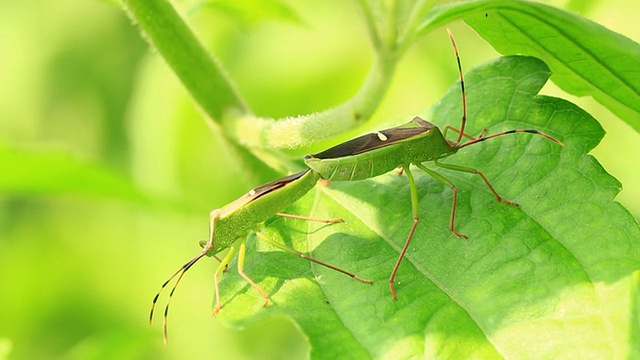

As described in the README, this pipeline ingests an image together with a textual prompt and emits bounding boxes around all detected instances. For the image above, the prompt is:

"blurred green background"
[0,0,638,359]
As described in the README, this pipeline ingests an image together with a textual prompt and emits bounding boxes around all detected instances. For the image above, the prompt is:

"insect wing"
[219,169,310,217]
[308,117,437,159]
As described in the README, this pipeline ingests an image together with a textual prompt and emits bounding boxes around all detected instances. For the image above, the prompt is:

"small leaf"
[465,2,640,132]
[210,56,639,358]
[416,0,640,132]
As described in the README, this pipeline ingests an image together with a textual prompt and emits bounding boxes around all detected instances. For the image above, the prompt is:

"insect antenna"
[150,249,208,344]
[447,28,467,145]
[458,129,565,149]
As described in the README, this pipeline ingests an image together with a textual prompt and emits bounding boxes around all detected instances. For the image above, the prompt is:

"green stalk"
[123,0,247,121]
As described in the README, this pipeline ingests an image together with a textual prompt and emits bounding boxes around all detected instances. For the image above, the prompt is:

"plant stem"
[123,0,247,121]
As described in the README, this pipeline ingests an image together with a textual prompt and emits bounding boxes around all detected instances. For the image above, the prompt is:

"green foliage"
[463,2,640,131]
[214,56,640,358]
[122,0,640,158]
[403,0,640,131]
[1,0,638,359]
[119,0,640,190]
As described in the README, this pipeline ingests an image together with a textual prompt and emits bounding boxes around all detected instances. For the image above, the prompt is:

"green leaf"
[416,0,640,132]
[207,56,639,358]
[465,2,640,132]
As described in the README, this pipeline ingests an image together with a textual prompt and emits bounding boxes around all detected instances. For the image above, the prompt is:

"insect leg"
[212,246,236,316]
[414,163,469,239]
[275,212,344,223]
[443,125,486,141]
[389,165,420,300]
[236,238,270,308]
[433,160,518,208]
[254,232,372,284]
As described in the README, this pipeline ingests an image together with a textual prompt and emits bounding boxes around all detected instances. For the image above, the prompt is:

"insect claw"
[498,198,519,207]
[357,277,373,285]
[452,230,468,239]
[389,281,399,300]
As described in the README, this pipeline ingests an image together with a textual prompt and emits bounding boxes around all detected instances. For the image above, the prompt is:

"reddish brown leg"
[276,213,343,223]
[389,166,420,299]
[414,164,470,238]
[433,160,518,208]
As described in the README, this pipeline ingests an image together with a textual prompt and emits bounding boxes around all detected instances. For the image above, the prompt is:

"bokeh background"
[1,0,638,359]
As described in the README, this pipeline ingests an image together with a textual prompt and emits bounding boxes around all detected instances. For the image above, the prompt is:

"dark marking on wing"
[250,169,310,200]
[223,169,310,212]
[307,117,436,160]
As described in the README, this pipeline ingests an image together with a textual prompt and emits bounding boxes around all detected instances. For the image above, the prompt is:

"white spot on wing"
[376,132,388,141]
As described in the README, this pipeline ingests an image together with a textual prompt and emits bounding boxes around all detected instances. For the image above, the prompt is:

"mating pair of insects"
[150,30,565,343]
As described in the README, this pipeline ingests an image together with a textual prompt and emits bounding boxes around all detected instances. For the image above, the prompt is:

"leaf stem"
[224,55,397,150]
[122,0,248,121]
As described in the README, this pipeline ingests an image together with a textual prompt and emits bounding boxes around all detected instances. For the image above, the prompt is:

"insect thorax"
[404,126,458,163]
